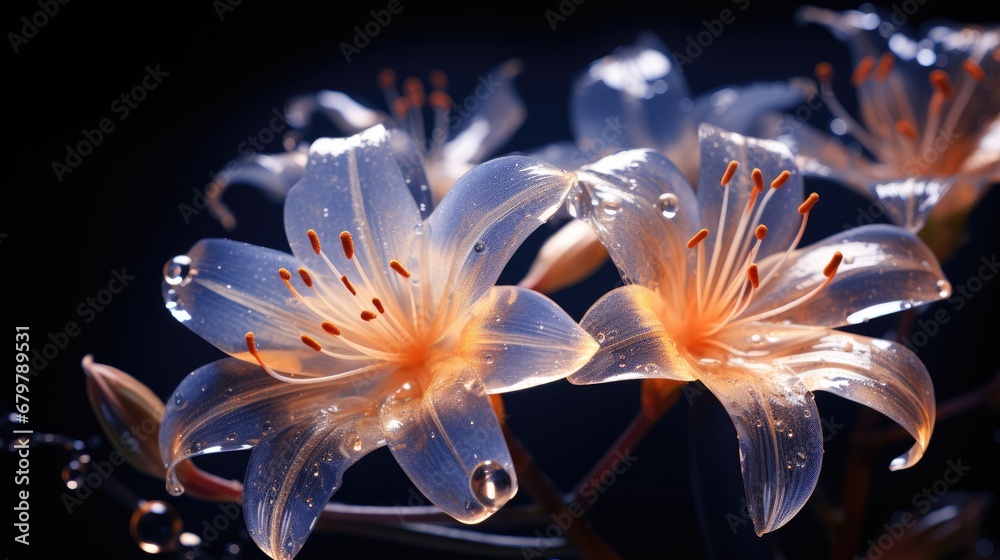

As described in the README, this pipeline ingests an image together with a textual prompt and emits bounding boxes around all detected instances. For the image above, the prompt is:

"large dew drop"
[657,193,680,219]
[163,255,194,287]
[469,460,514,508]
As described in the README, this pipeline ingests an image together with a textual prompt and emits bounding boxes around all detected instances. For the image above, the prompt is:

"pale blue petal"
[426,156,575,323]
[748,224,952,327]
[244,414,383,560]
[698,365,824,535]
[459,286,598,393]
[380,365,516,523]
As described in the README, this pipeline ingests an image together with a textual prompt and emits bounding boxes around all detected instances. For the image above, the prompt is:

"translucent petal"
[523,140,591,171]
[871,178,955,231]
[517,219,609,295]
[162,238,379,376]
[688,80,813,143]
[244,415,382,560]
[285,90,391,134]
[426,156,575,323]
[385,128,435,219]
[572,149,699,288]
[380,364,516,522]
[571,32,692,160]
[284,125,423,323]
[748,224,951,327]
[696,124,804,265]
[441,59,526,167]
[457,285,599,393]
[205,149,308,231]
[158,358,381,496]
[698,364,824,535]
[776,330,934,470]
[569,285,697,385]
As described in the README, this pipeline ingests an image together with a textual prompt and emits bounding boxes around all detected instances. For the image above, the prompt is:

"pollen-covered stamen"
[705,160,738,300]
[747,264,760,289]
[372,297,386,314]
[301,334,322,352]
[963,60,986,82]
[340,231,355,260]
[735,251,845,326]
[245,332,286,381]
[759,192,820,290]
[755,224,768,240]
[721,160,740,186]
[307,230,322,254]
[297,268,313,288]
[390,259,411,278]
[687,229,709,249]
[770,170,791,189]
[402,77,427,146]
[360,310,378,321]
[321,322,341,336]
[896,120,918,141]
[378,68,397,91]
[930,70,954,99]
[341,276,357,296]
[874,52,894,82]
[816,59,882,159]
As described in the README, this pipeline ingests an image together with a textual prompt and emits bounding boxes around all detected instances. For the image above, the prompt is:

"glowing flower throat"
[667,160,841,357]
[246,229,431,384]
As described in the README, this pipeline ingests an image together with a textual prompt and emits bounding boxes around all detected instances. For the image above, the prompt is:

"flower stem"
[502,423,623,560]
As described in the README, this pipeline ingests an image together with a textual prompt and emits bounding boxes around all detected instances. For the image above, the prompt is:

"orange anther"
[360,310,377,321]
[403,77,425,106]
[297,268,313,288]
[896,120,918,140]
[389,259,411,279]
[341,276,357,296]
[815,62,834,83]
[755,224,768,240]
[929,69,954,98]
[798,193,820,214]
[851,56,876,86]
[340,231,355,260]
[393,98,410,117]
[874,52,894,81]
[377,68,396,90]
[278,268,292,281]
[372,297,385,314]
[770,170,792,189]
[300,335,322,352]
[962,59,986,82]
[307,230,322,254]
[687,229,709,249]
[321,322,341,336]
[429,91,453,110]
[721,160,740,186]
[751,168,764,192]
[747,264,760,289]
[429,69,448,90]
[824,252,844,278]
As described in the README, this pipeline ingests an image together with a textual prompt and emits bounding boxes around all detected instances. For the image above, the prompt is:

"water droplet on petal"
[130,500,182,554]
[936,279,951,298]
[473,241,487,254]
[599,197,621,218]
[414,223,424,236]
[163,256,194,286]
[225,432,238,442]
[484,354,494,364]
[899,301,912,310]
[657,193,680,219]
[261,421,273,435]
[470,461,514,508]
[173,394,186,409]
[755,419,763,428]
[749,333,762,344]
[795,452,807,468]
[803,410,811,418]
[595,332,606,344]
[223,387,234,397]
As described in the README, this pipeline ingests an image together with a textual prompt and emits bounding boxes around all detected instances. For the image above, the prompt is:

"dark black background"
[5,0,998,559]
